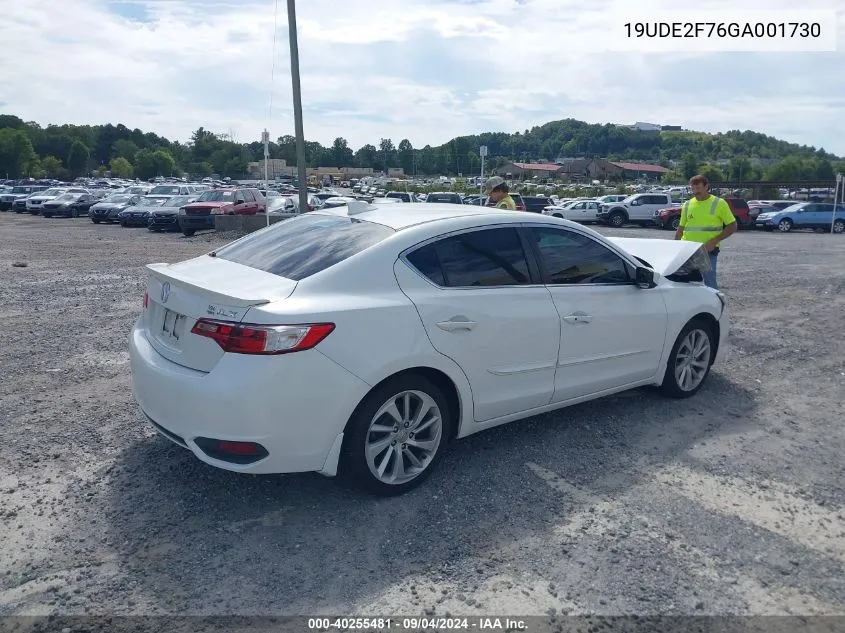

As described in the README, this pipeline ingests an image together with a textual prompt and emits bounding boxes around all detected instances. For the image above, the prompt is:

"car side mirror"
[635,266,656,289]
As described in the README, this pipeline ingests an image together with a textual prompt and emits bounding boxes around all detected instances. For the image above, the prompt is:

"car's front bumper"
[128,321,370,475]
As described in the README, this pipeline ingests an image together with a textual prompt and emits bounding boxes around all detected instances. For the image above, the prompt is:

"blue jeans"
[703,251,719,289]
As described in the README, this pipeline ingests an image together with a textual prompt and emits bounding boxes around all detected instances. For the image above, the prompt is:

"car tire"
[670,217,680,231]
[182,229,196,237]
[42,213,52,218]
[608,211,626,227]
[833,219,845,234]
[660,318,715,399]
[341,373,453,496]
[777,218,793,232]
[553,213,563,218]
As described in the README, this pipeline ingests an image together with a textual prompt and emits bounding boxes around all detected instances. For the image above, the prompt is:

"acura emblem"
[160,282,170,303]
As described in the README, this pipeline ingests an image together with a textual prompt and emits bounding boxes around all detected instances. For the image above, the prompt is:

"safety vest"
[680,196,725,245]
[496,195,516,210]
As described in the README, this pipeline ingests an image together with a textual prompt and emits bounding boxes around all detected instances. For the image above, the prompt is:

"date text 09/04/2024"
[624,22,821,38]
[308,617,527,630]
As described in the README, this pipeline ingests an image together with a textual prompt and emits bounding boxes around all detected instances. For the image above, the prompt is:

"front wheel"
[660,319,715,399]
[341,374,452,496]
[777,218,793,232]
[182,229,196,237]
[670,216,680,231]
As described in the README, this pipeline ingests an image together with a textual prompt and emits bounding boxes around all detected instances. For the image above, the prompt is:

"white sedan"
[129,202,728,495]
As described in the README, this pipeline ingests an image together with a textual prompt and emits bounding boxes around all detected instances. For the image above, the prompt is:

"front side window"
[406,227,530,287]
[530,227,630,285]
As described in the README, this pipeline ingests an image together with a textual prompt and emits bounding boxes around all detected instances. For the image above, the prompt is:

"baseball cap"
[484,176,505,193]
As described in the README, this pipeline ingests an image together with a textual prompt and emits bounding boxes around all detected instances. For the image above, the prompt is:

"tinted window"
[531,228,630,285]
[407,228,530,287]
[406,244,445,286]
[213,214,395,280]
[426,194,461,203]
[729,199,749,209]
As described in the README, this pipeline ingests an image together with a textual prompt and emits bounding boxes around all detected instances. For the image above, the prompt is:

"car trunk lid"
[143,256,298,372]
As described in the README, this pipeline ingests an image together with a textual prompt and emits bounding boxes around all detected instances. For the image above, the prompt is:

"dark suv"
[654,197,752,230]
[521,195,553,213]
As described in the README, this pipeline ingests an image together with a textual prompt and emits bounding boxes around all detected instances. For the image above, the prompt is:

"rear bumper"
[128,321,370,474]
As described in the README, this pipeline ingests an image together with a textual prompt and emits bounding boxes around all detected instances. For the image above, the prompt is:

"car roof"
[311,202,576,231]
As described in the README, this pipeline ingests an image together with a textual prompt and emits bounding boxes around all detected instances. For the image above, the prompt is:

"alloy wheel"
[674,329,711,392]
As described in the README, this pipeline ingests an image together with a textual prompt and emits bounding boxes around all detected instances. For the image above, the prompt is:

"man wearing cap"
[484,176,516,210]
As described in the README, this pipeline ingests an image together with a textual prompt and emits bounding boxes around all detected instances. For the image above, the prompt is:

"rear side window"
[213,214,395,280]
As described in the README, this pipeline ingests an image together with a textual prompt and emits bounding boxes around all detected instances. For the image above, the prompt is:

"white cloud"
[0,0,842,155]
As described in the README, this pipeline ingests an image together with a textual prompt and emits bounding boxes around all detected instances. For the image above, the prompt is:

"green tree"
[109,156,134,178]
[397,139,414,175]
[67,140,89,177]
[331,137,353,167]
[111,139,139,161]
[41,155,65,179]
[134,148,175,179]
[680,152,699,180]
[0,128,39,177]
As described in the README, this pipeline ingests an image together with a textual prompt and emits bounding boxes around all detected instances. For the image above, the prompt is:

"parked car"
[653,198,752,230]
[177,188,265,236]
[755,202,845,233]
[89,194,144,224]
[147,195,198,232]
[26,187,87,214]
[145,184,198,202]
[129,203,728,496]
[556,199,602,223]
[0,185,47,211]
[119,198,168,227]
[385,192,417,203]
[597,193,673,227]
[40,192,97,218]
[425,192,463,205]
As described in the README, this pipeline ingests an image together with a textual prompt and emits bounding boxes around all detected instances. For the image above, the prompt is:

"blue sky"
[1,0,843,156]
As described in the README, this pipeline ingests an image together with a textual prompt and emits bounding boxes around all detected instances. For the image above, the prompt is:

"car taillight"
[143,292,148,309]
[307,204,314,211]
[190,320,334,354]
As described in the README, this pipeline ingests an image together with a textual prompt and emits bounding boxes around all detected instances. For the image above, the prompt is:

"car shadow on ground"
[96,370,758,613]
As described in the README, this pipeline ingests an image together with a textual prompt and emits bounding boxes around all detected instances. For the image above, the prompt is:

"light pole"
[287,0,308,215]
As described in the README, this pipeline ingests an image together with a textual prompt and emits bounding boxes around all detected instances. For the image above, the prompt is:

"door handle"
[436,319,477,331]
[563,314,592,324]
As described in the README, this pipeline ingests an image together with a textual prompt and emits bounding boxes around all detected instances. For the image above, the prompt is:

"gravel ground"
[1,213,844,626]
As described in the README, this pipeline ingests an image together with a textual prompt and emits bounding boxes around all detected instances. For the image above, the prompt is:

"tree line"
[0,114,841,182]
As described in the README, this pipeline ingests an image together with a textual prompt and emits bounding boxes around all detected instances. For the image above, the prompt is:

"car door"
[525,225,668,402]
[564,201,585,220]
[794,203,816,228]
[395,226,561,422]
[811,203,832,229]
[582,201,601,221]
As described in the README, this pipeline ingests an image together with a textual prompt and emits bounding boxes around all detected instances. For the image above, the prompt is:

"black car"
[89,194,144,223]
[40,193,97,218]
[147,195,198,231]
[425,192,463,204]
[117,197,165,226]
[521,195,553,213]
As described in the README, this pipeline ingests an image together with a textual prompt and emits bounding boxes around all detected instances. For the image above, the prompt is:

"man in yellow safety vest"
[675,173,737,289]
[484,176,516,210]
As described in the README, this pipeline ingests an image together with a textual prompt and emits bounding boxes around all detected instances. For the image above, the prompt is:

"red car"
[655,197,752,230]
[177,188,266,237]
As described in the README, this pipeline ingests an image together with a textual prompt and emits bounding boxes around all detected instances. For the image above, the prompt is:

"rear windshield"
[213,213,395,280]
[427,194,460,203]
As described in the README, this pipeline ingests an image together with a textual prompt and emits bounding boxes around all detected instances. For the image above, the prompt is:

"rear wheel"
[341,374,452,496]
[660,319,715,398]
[670,216,680,231]
[608,211,626,227]
[833,219,844,234]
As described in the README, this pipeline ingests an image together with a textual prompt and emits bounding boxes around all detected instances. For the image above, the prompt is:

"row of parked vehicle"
[540,193,845,234]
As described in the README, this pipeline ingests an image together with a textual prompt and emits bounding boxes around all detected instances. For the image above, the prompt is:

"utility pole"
[263,129,270,227]
[287,0,308,214]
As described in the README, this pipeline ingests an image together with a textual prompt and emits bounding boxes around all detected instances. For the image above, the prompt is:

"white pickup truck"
[596,193,674,227]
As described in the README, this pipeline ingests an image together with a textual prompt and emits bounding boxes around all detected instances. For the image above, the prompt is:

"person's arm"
[674,203,687,240]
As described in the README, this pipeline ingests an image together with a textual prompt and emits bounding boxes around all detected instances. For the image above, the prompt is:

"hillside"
[0,113,841,182]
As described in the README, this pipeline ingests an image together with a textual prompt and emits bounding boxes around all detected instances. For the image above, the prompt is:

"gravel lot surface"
[1,213,844,626]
